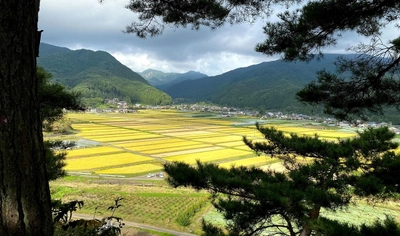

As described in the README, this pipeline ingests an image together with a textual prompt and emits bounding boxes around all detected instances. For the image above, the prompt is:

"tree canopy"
[121,0,281,38]
[257,0,400,121]
[38,66,85,131]
[125,0,400,121]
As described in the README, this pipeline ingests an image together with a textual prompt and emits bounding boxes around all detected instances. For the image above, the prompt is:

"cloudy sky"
[38,0,396,76]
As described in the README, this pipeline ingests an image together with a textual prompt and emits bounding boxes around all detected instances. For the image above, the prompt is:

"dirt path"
[72,213,198,236]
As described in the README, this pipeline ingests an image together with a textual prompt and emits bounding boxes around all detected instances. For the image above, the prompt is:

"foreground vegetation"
[50,176,210,235]
[50,176,400,235]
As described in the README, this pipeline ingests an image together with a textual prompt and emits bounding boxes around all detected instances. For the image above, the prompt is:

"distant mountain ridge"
[37,43,172,106]
[163,54,357,114]
[140,69,208,89]
[36,45,400,123]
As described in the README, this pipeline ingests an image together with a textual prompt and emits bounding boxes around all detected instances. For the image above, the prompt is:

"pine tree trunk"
[0,0,53,235]
[299,205,320,236]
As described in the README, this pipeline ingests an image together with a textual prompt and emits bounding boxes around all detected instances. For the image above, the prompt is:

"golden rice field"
[65,153,153,171]
[164,148,253,164]
[95,163,163,175]
[58,110,360,176]
[66,146,124,158]
[218,156,278,169]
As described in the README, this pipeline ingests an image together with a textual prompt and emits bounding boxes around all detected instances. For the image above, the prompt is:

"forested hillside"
[140,69,208,88]
[164,54,350,113]
[37,43,172,107]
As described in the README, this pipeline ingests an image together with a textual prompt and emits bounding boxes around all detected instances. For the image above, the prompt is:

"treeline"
[73,75,172,107]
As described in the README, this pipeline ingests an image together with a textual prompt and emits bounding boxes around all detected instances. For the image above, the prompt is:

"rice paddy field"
[47,110,400,235]
[51,110,362,177]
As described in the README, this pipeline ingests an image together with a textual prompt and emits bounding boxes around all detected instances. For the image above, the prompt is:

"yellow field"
[153,146,222,158]
[217,141,246,147]
[95,164,163,175]
[264,125,357,139]
[113,138,180,148]
[193,135,243,143]
[164,149,254,164]
[218,156,277,169]
[65,152,153,171]
[67,146,123,157]
[143,144,212,155]
[124,142,206,152]
[60,111,360,175]
[163,131,215,137]
[87,133,162,142]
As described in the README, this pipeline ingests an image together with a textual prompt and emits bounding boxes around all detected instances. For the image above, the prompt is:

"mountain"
[37,43,172,107]
[163,54,356,114]
[38,43,71,57]
[140,69,208,88]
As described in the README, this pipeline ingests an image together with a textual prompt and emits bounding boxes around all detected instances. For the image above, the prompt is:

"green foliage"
[359,216,400,236]
[175,197,208,226]
[38,66,85,131]
[52,197,124,236]
[296,56,400,121]
[312,216,400,236]
[44,140,74,181]
[256,1,398,60]
[52,200,85,225]
[164,126,400,235]
[255,1,400,120]
[73,75,172,106]
[38,66,83,181]
[51,117,74,134]
[201,219,227,236]
[123,0,270,38]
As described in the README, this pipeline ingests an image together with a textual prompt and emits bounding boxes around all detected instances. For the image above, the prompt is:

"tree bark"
[0,0,53,235]
[299,205,320,236]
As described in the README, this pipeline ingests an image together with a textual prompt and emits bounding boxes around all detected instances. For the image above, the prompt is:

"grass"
[50,176,210,234]
[202,202,400,233]
[321,202,400,226]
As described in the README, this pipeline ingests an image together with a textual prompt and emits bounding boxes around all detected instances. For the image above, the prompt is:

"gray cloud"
[38,0,395,76]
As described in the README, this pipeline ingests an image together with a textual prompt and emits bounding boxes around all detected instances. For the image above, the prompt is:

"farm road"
[72,213,198,236]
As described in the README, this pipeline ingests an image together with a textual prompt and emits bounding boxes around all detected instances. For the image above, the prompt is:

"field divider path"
[72,213,197,236]
[106,144,167,163]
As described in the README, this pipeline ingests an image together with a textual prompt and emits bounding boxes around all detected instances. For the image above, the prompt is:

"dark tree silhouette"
[0,0,53,235]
